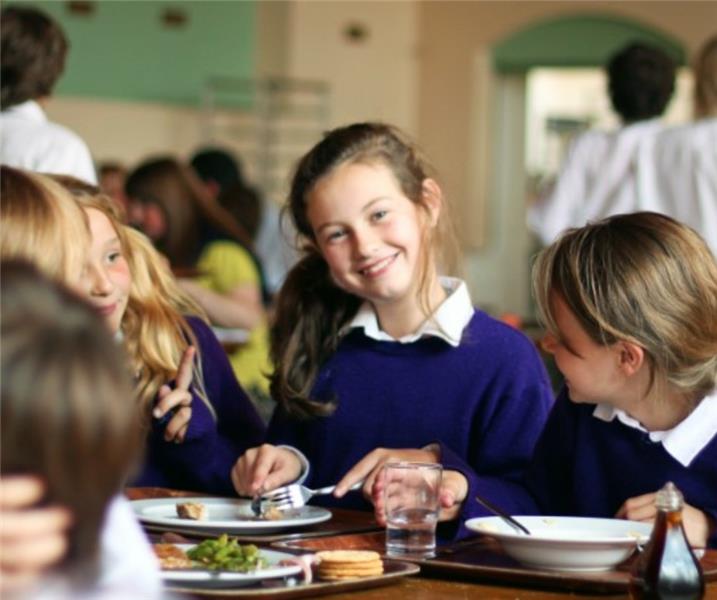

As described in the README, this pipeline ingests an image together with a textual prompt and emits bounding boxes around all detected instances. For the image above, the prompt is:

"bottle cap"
[655,481,684,511]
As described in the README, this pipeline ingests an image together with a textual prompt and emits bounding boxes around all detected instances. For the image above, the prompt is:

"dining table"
[126,487,717,599]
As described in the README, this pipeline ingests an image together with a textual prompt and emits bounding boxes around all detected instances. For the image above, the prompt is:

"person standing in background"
[528,42,676,244]
[0,5,96,184]
[636,35,717,257]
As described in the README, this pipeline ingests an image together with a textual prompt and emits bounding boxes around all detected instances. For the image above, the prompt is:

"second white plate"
[162,546,302,588]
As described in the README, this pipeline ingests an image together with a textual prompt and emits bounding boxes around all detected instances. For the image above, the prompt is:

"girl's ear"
[617,341,645,377]
[421,178,443,227]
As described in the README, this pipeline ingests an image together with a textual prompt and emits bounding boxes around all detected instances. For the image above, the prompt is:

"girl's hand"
[616,492,713,548]
[437,470,469,521]
[231,445,303,497]
[153,346,195,443]
[0,476,72,592]
[334,447,440,503]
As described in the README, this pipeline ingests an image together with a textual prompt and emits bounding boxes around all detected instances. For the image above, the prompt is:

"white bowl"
[465,516,652,572]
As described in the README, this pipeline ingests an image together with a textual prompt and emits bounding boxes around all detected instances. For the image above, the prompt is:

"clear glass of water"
[384,461,442,558]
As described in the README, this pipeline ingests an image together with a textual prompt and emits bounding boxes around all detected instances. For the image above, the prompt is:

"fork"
[251,480,364,515]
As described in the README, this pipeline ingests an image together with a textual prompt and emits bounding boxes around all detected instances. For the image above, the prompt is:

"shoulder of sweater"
[464,310,539,354]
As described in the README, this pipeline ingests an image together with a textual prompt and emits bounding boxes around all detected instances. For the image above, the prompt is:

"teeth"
[360,255,394,275]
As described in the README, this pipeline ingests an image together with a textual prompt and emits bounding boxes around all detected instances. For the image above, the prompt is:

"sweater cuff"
[277,445,310,484]
[436,441,539,541]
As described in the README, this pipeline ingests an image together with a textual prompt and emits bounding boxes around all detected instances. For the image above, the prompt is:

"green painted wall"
[15,0,256,105]
[494,14,686,72]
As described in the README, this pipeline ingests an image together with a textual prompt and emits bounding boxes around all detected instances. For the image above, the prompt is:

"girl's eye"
[326,229,346,242]
[107,251,122,263]
[371,210,388,222]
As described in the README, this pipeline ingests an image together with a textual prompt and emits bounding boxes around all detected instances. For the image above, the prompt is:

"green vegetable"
[186,534,267,572]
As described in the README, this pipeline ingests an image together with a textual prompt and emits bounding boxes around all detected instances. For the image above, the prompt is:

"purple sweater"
[267,310,554,539]
[526,389,717,548]
[132,317,266,495]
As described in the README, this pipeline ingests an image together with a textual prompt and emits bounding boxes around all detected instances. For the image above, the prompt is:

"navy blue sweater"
[132,317,266,495]
[526,389,717,548]
[267,310,554,539]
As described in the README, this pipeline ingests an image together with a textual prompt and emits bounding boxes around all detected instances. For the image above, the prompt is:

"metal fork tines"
[257,480,364,513]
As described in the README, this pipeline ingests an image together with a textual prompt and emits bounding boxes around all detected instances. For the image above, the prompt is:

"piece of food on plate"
[262,505,285,520]
[187,534,266,572]
[316,549,384,580]
[176,501,207,520]
[153,543,194,569]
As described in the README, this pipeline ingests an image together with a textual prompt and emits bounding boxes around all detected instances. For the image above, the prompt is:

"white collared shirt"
[0,100,97,184]
[528,119,665,245]
[592,391,717,467]
[346,277,474,347]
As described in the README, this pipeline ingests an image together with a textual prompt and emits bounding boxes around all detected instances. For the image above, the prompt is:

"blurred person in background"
[529,42,676,244]
[98,161,130,217]
[126,157,274,420]
[191,147,297,297]
[637,34,717,257]
[0,5,96,184]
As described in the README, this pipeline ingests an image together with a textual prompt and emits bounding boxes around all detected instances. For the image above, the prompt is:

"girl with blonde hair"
[527,211,717,548]
[0,165,88,285]
[58,178,265,494]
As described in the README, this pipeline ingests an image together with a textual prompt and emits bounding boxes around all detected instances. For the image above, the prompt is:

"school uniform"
[526,388,717,548]
[267,278,554,539]
[528,119,664,245]
[132,316,266,495]
[0,100,97,184]
[637,118,717,257]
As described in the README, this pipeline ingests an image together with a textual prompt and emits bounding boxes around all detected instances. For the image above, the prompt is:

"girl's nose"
[540,332,558,355]
[353,228,379,258]
[88,264,114,296]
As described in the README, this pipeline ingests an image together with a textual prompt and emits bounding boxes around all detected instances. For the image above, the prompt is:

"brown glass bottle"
[629,482,705,600]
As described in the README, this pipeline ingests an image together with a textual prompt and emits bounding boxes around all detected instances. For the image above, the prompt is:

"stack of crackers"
[315,550,384,581]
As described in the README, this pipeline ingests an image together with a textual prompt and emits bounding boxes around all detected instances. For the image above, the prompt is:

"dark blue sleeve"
[147,317,266,495]
[438,335,554,540]
[524,387,577,515]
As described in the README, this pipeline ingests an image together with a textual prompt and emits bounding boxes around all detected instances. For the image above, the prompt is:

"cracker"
[316,550,381,563]
[316,549,383,581]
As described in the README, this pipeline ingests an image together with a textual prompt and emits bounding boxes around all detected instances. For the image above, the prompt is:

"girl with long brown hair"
[232,123,553,537]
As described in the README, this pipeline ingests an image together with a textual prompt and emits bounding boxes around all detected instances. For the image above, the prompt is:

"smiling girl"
[527,212,717,548]
[231,123,554,537]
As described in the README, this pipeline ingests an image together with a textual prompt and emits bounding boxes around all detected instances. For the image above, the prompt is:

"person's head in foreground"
[0,260,142,590]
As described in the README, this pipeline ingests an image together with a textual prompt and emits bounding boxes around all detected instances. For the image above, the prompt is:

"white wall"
[46,96,205,166]
[287,1,418,134]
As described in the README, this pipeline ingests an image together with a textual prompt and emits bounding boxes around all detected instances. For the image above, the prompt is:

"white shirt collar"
[346,277,473,347]
[2,100,46,122]
[592,391,717,467]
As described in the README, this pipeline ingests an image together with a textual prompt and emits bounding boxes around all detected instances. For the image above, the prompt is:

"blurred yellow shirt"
[196,241,271,397]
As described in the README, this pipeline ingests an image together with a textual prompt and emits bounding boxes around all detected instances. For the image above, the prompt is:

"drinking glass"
[384,461,442,558]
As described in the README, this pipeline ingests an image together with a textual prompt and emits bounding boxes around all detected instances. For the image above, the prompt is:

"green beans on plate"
[186,534,266,572]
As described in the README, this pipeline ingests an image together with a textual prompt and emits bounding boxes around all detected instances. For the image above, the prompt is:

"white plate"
[162,545,302,588]
[465,516,652,572]
[132,497,331,534]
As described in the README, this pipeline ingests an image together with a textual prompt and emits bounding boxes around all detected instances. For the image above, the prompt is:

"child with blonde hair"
[527,211,717,548]
[232,123,553,536]
[59,179,265,495]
